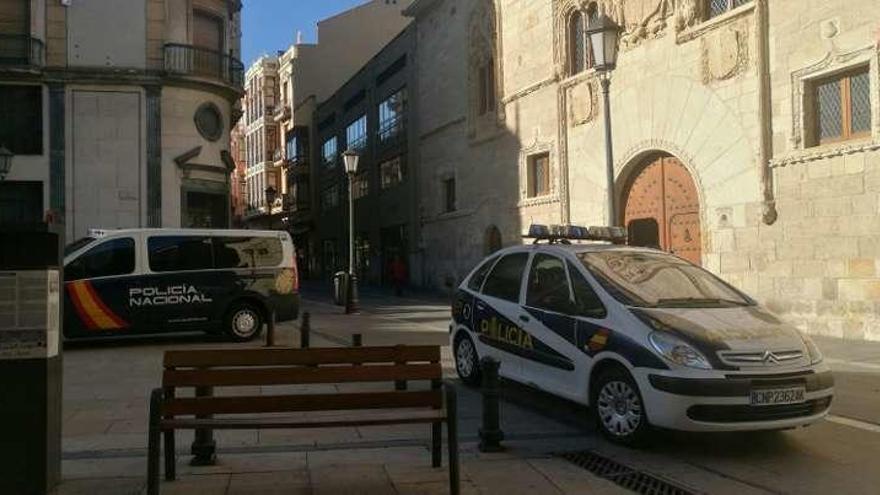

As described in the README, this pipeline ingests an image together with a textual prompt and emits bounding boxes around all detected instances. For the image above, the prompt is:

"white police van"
[63,229,299,341]
[450,225,833,444]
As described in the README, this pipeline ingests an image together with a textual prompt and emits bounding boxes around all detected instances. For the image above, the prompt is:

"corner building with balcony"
[407,0,880,341]
[0,0,243,238]
[241,55,280,227]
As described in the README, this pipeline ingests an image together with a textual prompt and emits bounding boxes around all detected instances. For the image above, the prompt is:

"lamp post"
[342,150,360,314]
[586,14,622,227]
[0,146,13,181]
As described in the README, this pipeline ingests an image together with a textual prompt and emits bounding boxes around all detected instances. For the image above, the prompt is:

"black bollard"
[478,356,504,453]
[300,312,311,349]
[264,309,276,347]
[352,333,362,347]
[190,384,217,465]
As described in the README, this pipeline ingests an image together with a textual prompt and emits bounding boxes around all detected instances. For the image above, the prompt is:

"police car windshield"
[577,251,752,308]
[64,236,96,256]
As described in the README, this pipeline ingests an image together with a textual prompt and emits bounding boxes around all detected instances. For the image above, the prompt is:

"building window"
[477,57,496,116]
[567,5,597,76]
[346,114,367,151]
[321,185,340,210]
[355,235,370,277]
[380,156,404,190]
[322,239,338,273]
[322,136,338,167]
[810,67,872,147]
[707,0,752,19]
[378,89,406,143]
[527,153,550,198]
[352,173,369,200]
[0,85,42,155]
[443,178,456,213]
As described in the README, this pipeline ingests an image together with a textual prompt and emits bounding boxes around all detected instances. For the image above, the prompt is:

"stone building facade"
[406,0,880,341]
[0,0,244,238]
[241,55,280,226]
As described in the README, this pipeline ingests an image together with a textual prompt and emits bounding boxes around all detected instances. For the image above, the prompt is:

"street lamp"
[342,149,360,314]
[586,13,622,226]
[0,146,13,181]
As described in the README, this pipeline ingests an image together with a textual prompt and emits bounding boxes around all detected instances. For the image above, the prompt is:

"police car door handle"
[519,314,530,323]
[476,302,486,310]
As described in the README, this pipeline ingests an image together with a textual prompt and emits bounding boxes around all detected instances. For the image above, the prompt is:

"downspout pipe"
[757,0,777,225]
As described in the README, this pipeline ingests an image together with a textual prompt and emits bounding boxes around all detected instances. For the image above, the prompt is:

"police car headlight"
[801,334,823,364]
[648,332,712,370]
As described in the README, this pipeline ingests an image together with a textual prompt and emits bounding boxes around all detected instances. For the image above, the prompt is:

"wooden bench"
[147,345,459,495]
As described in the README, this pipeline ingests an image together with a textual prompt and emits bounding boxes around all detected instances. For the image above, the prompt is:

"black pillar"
[145,85,162,227]
[0,224,63,495]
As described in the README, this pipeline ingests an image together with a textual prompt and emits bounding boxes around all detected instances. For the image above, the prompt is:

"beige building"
[406,0,880,341]
[0,0,243,237]
[242,55,280,223]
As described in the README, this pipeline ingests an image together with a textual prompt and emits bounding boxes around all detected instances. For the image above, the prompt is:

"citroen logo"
[762,351,779,364]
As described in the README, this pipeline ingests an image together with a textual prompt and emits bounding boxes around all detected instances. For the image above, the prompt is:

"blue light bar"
[524,224,628,243]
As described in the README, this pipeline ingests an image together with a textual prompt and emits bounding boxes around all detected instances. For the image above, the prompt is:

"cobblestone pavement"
[57,285,880,494]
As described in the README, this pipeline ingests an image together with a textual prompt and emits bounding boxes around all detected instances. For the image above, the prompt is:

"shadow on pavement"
[63,331,228,350]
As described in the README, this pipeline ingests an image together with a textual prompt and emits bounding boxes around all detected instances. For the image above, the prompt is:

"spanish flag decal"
[67,281,129,330]
[587,328,611,352]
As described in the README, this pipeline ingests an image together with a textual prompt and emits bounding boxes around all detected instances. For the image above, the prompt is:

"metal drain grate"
[559,450,697,495]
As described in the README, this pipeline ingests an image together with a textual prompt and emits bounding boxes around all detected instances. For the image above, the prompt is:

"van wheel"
[224,302,263,342]
[593,367,650,446]
[454,333,482,386]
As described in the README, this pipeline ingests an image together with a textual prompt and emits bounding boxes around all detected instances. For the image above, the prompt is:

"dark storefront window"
[0,85,42,155]
[0,181,42,224]
[183,190,229,228]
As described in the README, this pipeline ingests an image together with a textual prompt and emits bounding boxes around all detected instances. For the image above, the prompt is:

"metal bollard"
[299,312,311,349]
[190,384,217,465]
[478,356,504,453]
[352,333,362,347]
[264,309,276,347]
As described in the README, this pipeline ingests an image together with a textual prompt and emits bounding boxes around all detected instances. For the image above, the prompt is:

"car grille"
[687,397,832,423]
[717,349,804,367]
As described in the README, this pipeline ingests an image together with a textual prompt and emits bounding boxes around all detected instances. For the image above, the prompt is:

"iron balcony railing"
[378,114,405,144]
[0,34,44,67]
[164,43,244,89]
[285,155,310,176]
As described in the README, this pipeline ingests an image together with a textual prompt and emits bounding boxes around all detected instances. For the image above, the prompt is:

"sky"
[241,0,370,67]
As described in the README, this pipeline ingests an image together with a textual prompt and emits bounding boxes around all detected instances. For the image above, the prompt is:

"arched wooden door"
[622,155,702,265]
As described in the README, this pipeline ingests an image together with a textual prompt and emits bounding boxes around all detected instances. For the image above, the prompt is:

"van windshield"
[64,237,96,256]
[577,250,752,308]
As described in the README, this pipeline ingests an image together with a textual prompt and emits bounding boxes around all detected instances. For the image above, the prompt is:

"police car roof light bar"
[524,224,627,244]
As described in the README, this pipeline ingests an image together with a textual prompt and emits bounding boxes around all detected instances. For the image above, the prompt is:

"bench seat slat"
[163,363,442,387]
[159,409,447,430]
[162,390,442,416]
[164,346,440,368]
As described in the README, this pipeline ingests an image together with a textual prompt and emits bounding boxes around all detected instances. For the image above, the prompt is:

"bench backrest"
[160,346,443,417]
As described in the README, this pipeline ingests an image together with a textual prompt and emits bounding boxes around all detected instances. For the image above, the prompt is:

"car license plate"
[750,387,806,406]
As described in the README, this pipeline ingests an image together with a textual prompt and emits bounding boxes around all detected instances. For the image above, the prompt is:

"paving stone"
[310,464,395,495]
[462,458,563,495]
[526,458,631,495]
[57,477,145,495]
[160,474,230,495]
[227,470,310,494]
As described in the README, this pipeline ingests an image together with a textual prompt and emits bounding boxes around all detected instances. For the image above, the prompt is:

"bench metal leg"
[163,430,176,481]
[432,422,442,468]
[445,385,460,495]
[147,388,162,495]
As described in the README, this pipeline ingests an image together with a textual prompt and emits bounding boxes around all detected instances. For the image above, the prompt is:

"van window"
[467,255,497,291]
[148,236,214,272]
[482,253,528,302]
[66,238,135,281]
[213,237,283,268]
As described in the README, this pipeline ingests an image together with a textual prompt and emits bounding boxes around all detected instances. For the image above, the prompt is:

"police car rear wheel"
[225,303,263,342]
[594,368,649,445]
[454,334,481,386]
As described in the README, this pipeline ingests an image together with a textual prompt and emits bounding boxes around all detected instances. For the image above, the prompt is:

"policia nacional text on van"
[63,229,299,341]
[450,225,833,444]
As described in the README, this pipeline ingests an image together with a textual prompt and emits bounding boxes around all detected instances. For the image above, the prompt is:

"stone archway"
[621,154,702,265]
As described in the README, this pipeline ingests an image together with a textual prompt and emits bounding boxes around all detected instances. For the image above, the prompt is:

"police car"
[450,225,833,444]
[63,228,299,341]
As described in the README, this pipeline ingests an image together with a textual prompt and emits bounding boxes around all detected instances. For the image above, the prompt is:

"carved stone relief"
[701,26,749,83]
[567,79,598,126]
[601,0,676,50]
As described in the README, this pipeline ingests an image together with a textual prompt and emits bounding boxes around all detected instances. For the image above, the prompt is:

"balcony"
[285,155,310,177]
[273,104,291,123]
[164,43,244,90]
[272,148,285,168]
[0,35,44,67]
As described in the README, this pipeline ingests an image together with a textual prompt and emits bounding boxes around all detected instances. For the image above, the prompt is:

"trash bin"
[332,271,349,306]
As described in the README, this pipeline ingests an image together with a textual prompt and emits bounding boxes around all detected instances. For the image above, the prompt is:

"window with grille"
[380,156,404,189]
[810,67,872,146]
[706,0,752,20]
[346,114,367,151]
[352,173,369,200]
[527,153,551,198]
[0,85,42,155]
[567,4,597,76]
[477,57,496,116]
[378,89,406,143]
[321,185,340,210]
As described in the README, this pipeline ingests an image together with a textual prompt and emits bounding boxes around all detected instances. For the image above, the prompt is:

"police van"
[63,229,299,342]
[451,225,833,444]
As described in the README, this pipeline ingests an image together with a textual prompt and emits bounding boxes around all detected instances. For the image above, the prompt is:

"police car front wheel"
[225,302,264,342]
[594,367,650,445]
[454,333,482,386]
